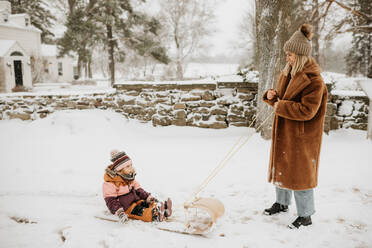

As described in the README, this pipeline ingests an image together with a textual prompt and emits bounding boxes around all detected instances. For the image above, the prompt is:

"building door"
[13,60,23,86]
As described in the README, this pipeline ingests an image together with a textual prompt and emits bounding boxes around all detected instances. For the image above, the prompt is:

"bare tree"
[236,2,257,68]
[310,0,320,62]
[311,0,372,40]
[30,54,44,84]
[255,0,292,139]
[238,1,306,69]
[159,0,216,79]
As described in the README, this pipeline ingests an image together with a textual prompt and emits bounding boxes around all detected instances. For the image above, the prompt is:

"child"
[102,149,172,223]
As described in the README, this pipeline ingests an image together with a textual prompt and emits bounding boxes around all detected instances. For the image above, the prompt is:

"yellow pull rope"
[185,109,274,205]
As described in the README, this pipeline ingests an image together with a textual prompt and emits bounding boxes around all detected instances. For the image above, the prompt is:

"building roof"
[0,18,42,33]
[0,39,16,56]
[0,39,28,57]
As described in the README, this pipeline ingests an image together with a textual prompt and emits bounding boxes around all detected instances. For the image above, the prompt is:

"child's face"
[119,161,135,175]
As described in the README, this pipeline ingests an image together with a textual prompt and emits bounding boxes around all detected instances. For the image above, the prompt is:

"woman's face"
[285,51,296,66]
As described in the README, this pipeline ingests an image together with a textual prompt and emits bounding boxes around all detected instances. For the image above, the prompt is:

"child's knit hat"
[110,149,132,171]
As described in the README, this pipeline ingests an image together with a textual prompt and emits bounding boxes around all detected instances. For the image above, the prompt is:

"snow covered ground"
[91,63,240,83]
[0,109,371,248]
[26,68,366,95]
[321,72,364,91]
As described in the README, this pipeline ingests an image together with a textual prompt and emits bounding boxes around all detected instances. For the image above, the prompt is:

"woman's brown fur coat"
[263,58,328,190]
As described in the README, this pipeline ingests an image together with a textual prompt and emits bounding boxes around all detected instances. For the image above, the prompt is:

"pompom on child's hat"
[283,24,313,56]
[110,149,132,171]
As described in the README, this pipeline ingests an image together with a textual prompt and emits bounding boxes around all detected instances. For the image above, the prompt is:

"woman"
[262,24,328,229]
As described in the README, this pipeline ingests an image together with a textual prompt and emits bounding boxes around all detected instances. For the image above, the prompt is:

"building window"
[58,62,63,76]
[3,13,8,22]
[43,59,49,73]
[25,17,30,26]
[10,51,23,56]
[73,66,79,79]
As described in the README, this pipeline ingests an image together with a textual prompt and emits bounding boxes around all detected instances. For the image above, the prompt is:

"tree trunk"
[84,63,88,79]
[77,55,82,79]
[143,58,147,77]
[151,64,157,75]
[176,60,183,80]
[100,63,107,78]
[312,0,320,63]
[255,0,292,139]
[88,56,92,79]
[107,24,115,86]
[368,34,372,78]
[68,0,77,13]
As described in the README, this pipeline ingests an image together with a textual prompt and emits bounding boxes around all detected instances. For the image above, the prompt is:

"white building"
[0,39,33,92]
[0,1,74,93]
[41,44,74,84]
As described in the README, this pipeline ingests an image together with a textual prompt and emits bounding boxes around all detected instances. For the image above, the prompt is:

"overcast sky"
[52,0,252,61]
[143,0,252,57]
[208,0,251,56]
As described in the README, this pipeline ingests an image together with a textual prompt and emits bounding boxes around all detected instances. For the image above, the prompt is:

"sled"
[182,197,225,234]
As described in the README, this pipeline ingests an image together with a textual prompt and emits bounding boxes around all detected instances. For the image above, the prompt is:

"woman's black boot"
[264,202,288,215]
[288,216,312,229]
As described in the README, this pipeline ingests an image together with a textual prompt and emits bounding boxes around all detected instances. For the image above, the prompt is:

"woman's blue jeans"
[275,186,315,217]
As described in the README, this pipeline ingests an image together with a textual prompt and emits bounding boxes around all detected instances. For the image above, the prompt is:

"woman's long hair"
[282,54,309,77]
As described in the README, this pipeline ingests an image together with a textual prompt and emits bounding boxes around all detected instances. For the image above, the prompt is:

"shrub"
[71,80,96,86]
[11,85,31,92]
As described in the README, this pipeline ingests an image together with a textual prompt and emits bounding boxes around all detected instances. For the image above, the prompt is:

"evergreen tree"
[91,0,169,85]
[346,0,372,78]
[128,17,170,76]
[8,0,56,43]
[130,18,170,65]
[58,0,99,78]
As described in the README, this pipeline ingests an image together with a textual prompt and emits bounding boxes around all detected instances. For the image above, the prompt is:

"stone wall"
[0,82,369,132]
[325,92,369,132]
[0,82,257,129]
[114,82,257,128]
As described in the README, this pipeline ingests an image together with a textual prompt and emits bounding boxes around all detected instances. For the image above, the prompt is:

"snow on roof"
[41,44,57,57]
[0,39,16,56]
[9,13,28,17]
[0,19,42,33]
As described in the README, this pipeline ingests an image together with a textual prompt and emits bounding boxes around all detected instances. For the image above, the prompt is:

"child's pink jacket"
[102,180,141,198]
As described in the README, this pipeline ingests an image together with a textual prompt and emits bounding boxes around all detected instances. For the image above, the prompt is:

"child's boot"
[164,198,172,218]
[157,202,165,222]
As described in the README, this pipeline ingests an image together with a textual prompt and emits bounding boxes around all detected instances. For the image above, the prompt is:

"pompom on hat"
[110,149,132,171]
[283,24,313,56]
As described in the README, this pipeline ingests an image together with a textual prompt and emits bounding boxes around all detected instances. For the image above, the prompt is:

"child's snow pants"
[125,200,159,222]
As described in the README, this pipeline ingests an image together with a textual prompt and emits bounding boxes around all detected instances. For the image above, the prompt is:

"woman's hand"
[267,89,277,100]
